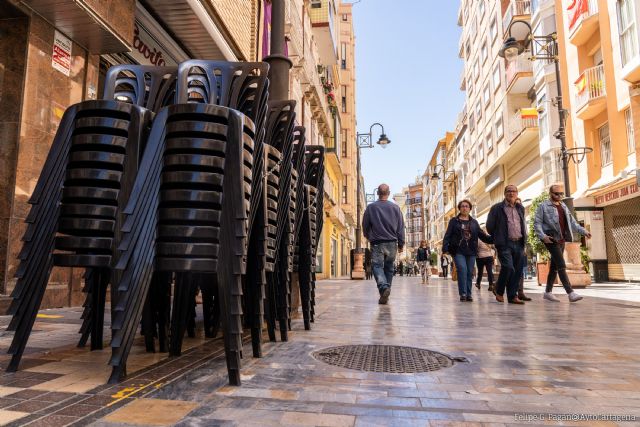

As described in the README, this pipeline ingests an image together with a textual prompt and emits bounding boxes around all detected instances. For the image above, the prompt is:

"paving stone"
[101,399,199,426]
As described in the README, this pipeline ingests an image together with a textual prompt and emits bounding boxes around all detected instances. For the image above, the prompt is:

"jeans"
[418,260,429,282]
[442,265,448,277]
[454,254,476,297]
[475,256,494,286]
[544,242,573,294]
[495,241,525,300]
[371,242,397,295]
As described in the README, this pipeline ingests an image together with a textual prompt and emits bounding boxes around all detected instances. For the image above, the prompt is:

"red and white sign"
[52,31,72,76]
[594,182,639,206]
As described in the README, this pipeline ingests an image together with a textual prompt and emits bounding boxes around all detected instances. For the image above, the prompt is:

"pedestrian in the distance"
[416,241,430,284]
[443,199,493,302]
[475,229,495,292]
[534,184,591,302]
[487,184,527,304]
[440,254,449,278]
[398,261,404,276]
[362,183,405,305]
[364,248,373,280]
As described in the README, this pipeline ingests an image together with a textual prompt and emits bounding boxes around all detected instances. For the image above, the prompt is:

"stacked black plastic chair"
[303,145,325,323]
[5,65,177,372]
[262,101,296,343]
[110,60,267,385]
[289,127,306,327]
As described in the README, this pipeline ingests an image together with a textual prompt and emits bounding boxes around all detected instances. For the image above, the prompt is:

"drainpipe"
[264,0,292,101]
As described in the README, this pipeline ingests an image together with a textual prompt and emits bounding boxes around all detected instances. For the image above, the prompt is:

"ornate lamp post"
[352,123,390,279]
[498,19,591,213]
[499,19,592,287]
[430,163,457,211]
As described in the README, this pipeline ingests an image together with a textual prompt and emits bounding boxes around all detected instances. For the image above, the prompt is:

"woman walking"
[475,231,495,292]
[416,241,430,284]
[443,200,492,302]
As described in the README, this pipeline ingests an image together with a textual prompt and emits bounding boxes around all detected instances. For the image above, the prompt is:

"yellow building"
[556,0,639,281]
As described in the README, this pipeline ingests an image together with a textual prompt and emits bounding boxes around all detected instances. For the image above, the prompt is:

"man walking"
[487,184,527,304]
[363,184,405,304]
[534,184,591,302]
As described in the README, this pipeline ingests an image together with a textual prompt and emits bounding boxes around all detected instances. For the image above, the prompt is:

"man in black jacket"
[486,184,527,304]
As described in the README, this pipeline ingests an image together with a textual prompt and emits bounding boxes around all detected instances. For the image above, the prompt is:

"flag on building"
[520,108,538,119]
[574,73,587,93]
[568,0,589,30]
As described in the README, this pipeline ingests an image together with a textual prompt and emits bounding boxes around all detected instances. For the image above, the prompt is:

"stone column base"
[352,252,365,279]
[564,242,591,288]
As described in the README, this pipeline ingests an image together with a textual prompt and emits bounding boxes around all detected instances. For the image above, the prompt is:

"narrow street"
[0,277,638,426]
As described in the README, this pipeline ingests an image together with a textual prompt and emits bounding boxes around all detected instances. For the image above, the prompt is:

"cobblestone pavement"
[0,277,639,426]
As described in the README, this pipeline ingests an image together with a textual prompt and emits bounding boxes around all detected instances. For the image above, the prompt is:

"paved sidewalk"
[0,276,638,426]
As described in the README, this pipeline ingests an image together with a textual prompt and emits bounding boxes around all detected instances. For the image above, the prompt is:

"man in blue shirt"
[362,184,405,304]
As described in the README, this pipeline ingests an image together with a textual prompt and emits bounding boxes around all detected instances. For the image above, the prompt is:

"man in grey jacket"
[534,184,591,302]
[363,184,405,304]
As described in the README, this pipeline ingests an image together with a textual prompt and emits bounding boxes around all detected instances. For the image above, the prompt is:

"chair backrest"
[103,65,178,112]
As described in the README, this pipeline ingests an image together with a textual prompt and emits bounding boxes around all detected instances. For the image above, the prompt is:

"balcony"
[506,109,539,146]
[568,0,599,46]
[505,54,534,94]
[574,65,607,120]
[309,0,338,65]
[503,1,532,39]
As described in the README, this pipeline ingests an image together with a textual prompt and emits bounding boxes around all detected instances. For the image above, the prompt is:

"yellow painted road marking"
[36,314,63,319]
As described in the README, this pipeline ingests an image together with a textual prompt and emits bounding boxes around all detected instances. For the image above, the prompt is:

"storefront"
[590,180,640,281]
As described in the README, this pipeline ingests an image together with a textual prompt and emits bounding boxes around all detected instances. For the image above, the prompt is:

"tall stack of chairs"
[5,60,325,388]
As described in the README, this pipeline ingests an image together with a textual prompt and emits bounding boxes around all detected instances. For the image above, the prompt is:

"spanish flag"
[574,73,587,93]
[520,108,538,119]
[568,0,589,30]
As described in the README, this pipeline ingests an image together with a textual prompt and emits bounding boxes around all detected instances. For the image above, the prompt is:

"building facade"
[556,0,639,280]
[0,0,352,308]
[404,181,424,260]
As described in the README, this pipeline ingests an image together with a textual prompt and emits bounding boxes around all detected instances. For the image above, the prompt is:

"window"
[478,0,485,17]
[617,0,639,66]
[626,108,636,152]
[311,0,321,8]
[467,75,474,94]
[483,84,491,107]
[471,153,477,170]
[542,149,563,187]
[341,43,347,69]
[465,40,471,60]
[474,59,480,79]
[342,183,348,204]
[538,93,548,139]
[341,85,347,113]
[481,41,488,64]
[495,115,504,140]
[478,141,484,163]
[469,112,476,133]
[342,13,348,21]
[486,130,493,152]
[599,123,612,166]
[490,17,498,42]
[492,63,501,92]
[341,129,348,157]
[475,100,482,122]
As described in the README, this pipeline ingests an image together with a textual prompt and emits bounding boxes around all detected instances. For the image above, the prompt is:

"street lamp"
[498,19,591,213]
[430,163,457,213]
[352,123,390,279]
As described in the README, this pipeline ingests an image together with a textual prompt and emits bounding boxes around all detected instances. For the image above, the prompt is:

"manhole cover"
[312,345,455,373]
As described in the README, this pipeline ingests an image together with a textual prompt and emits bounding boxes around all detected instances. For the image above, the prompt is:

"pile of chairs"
[6,60,325,386]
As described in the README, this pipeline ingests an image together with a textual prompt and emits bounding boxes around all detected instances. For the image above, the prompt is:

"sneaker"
[568,291,583,302]
[378,287,391,304]
[466,295,473,302]
[543,292,560,302]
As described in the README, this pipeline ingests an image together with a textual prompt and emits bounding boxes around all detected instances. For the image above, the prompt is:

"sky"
[351,0,464,198]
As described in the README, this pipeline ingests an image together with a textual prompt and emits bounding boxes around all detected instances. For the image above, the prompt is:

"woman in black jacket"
[442,199,492,302]
[416,240,430,284]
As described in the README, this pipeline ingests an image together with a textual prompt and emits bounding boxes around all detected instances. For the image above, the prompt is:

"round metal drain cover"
[312,345,454,373]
